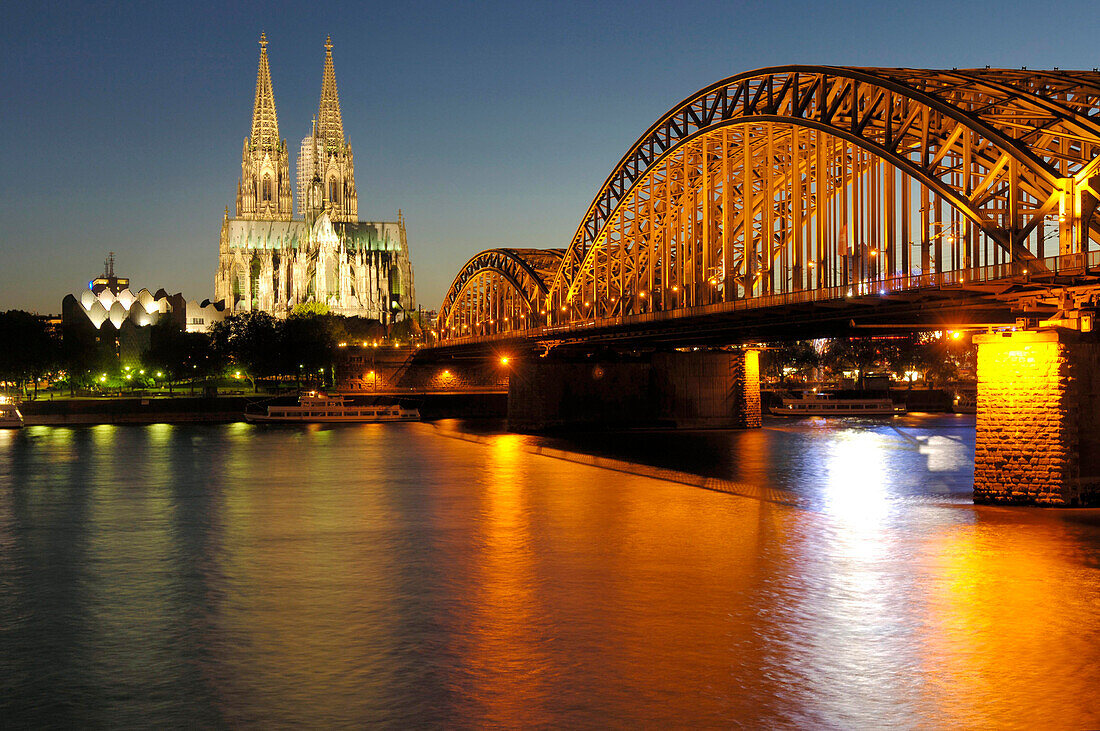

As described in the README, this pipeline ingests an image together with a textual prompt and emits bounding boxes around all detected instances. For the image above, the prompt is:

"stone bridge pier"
[974,329,1100,506]
[507,350,761,432]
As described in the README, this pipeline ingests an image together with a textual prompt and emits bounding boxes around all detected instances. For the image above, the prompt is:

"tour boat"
[769,393,905,416]
[0,396,24,428]
[245,392,419,423]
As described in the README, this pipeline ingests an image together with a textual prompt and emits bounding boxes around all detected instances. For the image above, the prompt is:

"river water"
[2,416,1099,728]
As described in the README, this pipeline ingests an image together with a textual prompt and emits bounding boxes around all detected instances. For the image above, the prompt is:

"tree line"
[0,307,424,397]
[759,332,975,387]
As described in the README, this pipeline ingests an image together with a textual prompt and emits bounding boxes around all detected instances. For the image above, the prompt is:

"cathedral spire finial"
[250,32,280,148]
[316,35,344,148]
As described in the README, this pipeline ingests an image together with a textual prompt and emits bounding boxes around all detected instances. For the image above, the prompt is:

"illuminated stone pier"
[974,330,1100,506]
[507,350,760,432]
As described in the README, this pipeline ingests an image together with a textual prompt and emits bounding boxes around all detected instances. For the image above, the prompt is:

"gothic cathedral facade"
[215,34,415,319]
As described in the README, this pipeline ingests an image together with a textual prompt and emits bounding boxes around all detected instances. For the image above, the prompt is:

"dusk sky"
[3,0,1098,314]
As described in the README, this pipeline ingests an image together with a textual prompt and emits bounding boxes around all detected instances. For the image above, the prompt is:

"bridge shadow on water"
[436,413,977,510]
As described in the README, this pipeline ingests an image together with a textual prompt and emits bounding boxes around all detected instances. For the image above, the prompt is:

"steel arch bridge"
[437,66,1100,344]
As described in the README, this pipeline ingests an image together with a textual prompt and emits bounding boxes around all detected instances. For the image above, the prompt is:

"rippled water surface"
[2,417,1099,728]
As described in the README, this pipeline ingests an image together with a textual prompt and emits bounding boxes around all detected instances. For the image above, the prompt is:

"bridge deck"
[431,251,1100,354]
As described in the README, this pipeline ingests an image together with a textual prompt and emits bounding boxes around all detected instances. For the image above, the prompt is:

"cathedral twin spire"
[237,33,356,222]
[316,36,345,148]
[250,32,280,148]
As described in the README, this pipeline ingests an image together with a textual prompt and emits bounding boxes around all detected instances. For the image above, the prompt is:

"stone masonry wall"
[335,346,508,392]
[735,349,762,429]
[974,330,1100,506]
[507,350,762,432]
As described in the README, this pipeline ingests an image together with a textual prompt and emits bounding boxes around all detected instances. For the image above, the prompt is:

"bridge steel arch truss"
[439,248,564,337]
[439,66,1100,341]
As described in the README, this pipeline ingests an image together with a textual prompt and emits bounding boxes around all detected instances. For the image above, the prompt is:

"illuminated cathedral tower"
[216,34,415,319]
[237,33,293,220]
[298,36,358,222]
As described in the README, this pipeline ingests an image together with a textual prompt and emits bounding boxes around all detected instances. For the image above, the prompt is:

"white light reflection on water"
[823,429,890,530]
[1,420,1099,728]
[778,427,915,725]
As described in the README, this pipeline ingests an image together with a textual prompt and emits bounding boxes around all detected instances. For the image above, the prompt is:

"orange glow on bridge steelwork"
[437,66,1100,343]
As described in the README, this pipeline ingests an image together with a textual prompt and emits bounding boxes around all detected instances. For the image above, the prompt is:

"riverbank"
[19,396,256,425]
[17,392,508,425]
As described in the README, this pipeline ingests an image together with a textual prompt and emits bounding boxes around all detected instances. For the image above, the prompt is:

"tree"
[760,340,819,383]
[61,320,97,395]
[389,314,423,343]
[0,310,59,399]
[909,331,974,387]
[821,337,900,388]
[143,319,213,393]
[289,301,330,318]
[342,316,385,344]
[210,312,282,390]
[281,313,343,387]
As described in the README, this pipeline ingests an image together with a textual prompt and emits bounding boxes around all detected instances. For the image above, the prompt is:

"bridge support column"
[974,330,1100,506]
[507,350,761,432]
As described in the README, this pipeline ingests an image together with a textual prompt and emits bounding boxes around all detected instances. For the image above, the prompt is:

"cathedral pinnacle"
[237,32,292,220]
[250,32,280,148]
[316,36,344,148]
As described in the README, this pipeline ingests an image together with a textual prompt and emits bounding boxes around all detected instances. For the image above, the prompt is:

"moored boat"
[769,393,904,416]
[0,396,24,428]
[245,392,419,423]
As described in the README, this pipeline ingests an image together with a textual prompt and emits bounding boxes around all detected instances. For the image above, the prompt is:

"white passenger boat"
[245,392,419,423]
[0,396,24,428]
[769,393,904,416]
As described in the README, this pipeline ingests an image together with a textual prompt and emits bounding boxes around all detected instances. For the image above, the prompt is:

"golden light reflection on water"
[918,515,1100,727]
[147,421,173,448]
[1,422,1099,727]
[453,432,550,726]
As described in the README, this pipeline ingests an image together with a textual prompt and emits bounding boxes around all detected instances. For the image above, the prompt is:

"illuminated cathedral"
[215,34,415,319]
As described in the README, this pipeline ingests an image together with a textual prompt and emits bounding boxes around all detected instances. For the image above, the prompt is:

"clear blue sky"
[2,0,1097,314]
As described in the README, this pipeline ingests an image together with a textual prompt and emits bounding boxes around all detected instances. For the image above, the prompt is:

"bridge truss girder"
[439,66,1100,342]
[439,248,564,337]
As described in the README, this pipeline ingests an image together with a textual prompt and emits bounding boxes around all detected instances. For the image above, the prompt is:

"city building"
[63,255,228,366]
[214,34,415,320]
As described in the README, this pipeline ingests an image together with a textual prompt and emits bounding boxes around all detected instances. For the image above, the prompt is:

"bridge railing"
[439,250,1100,346]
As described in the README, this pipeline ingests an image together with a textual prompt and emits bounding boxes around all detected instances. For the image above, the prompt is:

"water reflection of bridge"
[425,66,1100,506]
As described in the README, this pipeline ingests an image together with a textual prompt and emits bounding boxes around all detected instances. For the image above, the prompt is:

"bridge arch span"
[438,248,564,336]
[438,66,1100,340]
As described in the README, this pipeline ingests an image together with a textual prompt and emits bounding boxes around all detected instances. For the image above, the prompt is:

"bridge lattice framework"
[439,66,1100,341]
